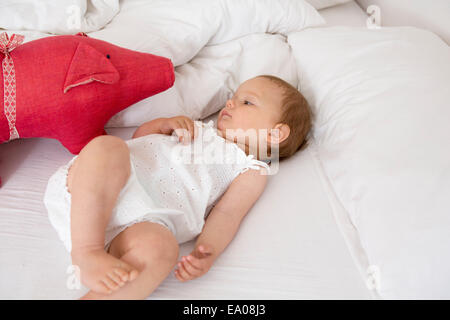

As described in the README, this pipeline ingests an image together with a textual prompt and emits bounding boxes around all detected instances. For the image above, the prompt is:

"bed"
[1,0,449,300]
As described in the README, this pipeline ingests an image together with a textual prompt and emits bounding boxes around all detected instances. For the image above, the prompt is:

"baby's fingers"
[183,119,196,141]
[181,257,202,277]
[175,262,192,282]
[185,254,204,270]
[173,128,189,144]
[174,268,186,282]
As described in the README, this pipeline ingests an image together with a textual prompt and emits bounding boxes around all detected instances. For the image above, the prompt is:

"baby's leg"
[80,221,179,300]
[68,135,139,294]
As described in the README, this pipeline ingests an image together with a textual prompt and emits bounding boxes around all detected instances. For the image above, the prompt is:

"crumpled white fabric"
[306,0,351,10]
[94,0,323,126]
[0,0,119,34]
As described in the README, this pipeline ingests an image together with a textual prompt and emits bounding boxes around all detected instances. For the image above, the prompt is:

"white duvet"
[0,0,120,34]
[97,0,324,126]
[1,0,325,127]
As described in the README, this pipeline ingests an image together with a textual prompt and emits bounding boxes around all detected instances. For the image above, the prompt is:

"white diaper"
[43,155,180,253]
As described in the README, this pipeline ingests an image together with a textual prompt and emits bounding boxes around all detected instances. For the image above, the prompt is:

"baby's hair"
[258,75,312,159]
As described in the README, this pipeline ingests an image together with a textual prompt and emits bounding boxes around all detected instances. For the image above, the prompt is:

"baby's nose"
[226,100,234,109]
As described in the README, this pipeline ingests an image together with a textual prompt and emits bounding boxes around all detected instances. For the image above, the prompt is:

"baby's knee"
[126,226,179,270]
[81,136,130,175]
[84,135,129,157]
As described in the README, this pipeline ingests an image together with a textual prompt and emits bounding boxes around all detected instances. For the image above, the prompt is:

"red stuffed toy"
[0,32,175,187]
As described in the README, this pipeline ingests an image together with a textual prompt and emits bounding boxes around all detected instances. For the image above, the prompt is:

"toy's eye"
[106,54,111,59]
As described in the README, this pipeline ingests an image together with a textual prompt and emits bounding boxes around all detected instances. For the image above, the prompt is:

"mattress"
[0,2,373,299]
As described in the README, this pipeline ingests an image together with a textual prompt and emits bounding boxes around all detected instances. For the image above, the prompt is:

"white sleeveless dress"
[43,120,270,252]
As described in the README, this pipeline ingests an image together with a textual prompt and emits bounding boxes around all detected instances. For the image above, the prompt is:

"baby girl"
[43,75,311,299]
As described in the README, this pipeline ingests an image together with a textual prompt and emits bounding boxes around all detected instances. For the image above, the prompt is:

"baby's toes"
[113,267,129,283]
[128,269,139,282]
[92,280,113,295]
[102,276,120,293]
[117,261,139,282]
[108,270,125,287]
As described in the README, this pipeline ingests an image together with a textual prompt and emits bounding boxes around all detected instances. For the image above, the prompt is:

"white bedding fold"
[91,0,324,66]
[0,0,120,34]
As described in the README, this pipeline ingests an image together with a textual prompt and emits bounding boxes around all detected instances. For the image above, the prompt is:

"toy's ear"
[63,42,119,93]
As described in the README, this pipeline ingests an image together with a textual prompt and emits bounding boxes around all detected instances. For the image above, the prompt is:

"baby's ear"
[269,123,290,144]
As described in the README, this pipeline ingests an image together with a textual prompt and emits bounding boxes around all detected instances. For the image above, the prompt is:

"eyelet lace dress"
[43,120,270,252]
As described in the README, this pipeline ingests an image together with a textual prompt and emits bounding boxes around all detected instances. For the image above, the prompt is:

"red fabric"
[63,42,120,93]
[0,33,174,155]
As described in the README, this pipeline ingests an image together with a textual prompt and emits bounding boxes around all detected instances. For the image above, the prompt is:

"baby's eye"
[243,100,252,105]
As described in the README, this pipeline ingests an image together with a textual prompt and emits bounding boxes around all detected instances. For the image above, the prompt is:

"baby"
[43,75,311,299]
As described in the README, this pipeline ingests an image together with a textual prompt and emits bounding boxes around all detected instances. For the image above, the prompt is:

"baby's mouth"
[222,110,232,118]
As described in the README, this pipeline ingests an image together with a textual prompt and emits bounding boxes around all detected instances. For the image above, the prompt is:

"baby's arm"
[132,116,196,143]
[175,167,268,282]
[132,118,166,139]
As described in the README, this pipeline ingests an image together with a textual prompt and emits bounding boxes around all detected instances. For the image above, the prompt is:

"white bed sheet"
[0,2,373,299]
[0,122,371,299]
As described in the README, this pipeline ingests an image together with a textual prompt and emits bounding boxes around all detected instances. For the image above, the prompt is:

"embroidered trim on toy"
[1,32,24,141]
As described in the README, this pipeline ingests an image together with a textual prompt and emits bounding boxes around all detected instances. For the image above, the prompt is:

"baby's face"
[217,77,284,142]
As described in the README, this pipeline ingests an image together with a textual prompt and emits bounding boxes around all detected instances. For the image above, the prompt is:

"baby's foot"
[71,249,139,294]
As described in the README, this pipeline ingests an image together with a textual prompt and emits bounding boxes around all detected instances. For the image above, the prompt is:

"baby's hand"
[160,116,197,145]
[174,244,215,282]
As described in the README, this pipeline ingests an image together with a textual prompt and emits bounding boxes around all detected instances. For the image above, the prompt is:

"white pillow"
[357,0,450,45]
[106,33,299,126]
[307,0,352,10]
[288,27,450,299]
